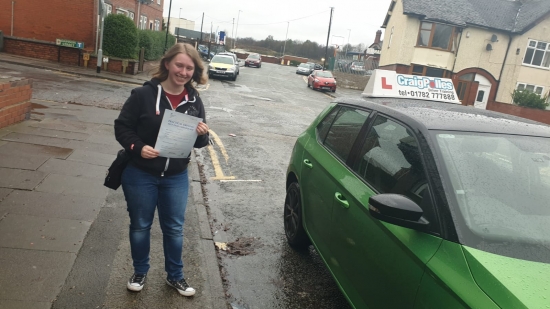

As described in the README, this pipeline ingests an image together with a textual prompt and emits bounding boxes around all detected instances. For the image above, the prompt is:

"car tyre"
[332,89,336,93]
[232,74,237,81]
[284,182,310,249]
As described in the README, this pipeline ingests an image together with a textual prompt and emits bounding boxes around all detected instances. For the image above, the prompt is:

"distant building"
[164,17,196,35]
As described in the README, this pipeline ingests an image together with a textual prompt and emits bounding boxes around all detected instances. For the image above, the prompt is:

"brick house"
[379,0,550,108]
[0,0,163,65]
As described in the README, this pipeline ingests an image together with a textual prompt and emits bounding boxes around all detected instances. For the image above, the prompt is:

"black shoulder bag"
[104,149,131,190]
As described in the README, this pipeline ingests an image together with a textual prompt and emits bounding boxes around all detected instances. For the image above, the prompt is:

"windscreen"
[434,132,550,263]
[211,56,234,65]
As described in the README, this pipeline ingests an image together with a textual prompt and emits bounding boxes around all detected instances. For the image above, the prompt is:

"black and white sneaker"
[127,273,147,292]
[166,278,196,296]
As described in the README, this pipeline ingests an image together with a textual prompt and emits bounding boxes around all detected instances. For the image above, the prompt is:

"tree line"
[225,35,366,60]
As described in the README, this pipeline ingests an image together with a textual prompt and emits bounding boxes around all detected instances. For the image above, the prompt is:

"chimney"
[375,30,382,44]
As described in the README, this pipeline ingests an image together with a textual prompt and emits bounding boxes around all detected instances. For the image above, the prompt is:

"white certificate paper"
[154,110,202,158]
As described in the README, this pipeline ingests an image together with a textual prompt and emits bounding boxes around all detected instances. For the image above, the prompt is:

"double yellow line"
[207,129,235,181]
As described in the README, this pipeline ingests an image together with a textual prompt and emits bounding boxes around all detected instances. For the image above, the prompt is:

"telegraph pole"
[234,10,242,49]
[96,0,105,73]
[164,0,173,53]
[200,13,204,44]
[208,22,213,57]
[231,18,235,50]
[323,7,334,70]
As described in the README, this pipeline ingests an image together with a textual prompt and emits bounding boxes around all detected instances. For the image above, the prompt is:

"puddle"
[225,237,263,256]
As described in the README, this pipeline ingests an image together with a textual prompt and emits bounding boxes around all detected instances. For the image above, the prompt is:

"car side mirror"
[368,194,429,231]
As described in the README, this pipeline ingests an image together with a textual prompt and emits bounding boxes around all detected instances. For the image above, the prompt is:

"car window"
[317,71,333,78]
[317,106,340,142]
[248,54,259,59]
[354,115,433,217]
[211,56,234,65]
[323,107,370,162]
[299,63,308,68]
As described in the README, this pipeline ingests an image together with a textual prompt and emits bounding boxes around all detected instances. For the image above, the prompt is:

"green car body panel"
[285,103,550,309]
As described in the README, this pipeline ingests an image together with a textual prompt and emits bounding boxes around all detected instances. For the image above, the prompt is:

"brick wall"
[4,37,82,65]
[0,78,32,129]
[0,0,96,51]
[486,101,550,125]
[84,56,139,75]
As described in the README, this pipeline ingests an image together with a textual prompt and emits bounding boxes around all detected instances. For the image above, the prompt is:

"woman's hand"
[196,122,209,136]
[141,145,160,159]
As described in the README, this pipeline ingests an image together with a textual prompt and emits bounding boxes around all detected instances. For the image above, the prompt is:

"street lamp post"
[179,8,182,19]
[234,10,242,50]
[164,0,173,53]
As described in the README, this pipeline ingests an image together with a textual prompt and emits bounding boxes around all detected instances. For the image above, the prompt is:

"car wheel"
[284,182,310,249]
[307,81,310,88]
[232,74,237,81]
[332,89,336,93]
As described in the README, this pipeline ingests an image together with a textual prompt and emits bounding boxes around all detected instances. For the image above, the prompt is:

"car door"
[330,114,443,308]
[300,105,370,257]
[308,72,315,86]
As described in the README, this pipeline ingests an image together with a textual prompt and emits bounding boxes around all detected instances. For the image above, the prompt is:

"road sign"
[56,39,84,49]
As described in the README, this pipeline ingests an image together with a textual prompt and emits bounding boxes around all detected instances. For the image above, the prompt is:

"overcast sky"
[163,0,389,47]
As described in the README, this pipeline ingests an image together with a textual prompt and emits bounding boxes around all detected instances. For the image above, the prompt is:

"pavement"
[0,56,227,308]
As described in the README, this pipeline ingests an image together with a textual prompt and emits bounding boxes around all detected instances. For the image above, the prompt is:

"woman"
[114,43,209,296]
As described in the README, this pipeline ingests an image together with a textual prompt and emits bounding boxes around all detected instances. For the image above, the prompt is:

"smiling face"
[164,53,195,88]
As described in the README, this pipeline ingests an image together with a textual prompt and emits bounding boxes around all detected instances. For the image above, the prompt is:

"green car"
[284,98,550,308]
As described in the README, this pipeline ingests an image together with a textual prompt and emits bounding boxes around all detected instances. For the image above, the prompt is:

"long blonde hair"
[153,43,207,88]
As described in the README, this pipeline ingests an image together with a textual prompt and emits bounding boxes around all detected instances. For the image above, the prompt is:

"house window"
[149,22,153,30]
[523,40,550,69]
[417,21,455,51]
[140,15,148,30]
[154,20,161,31]
[410,65,451,78]
[158,0,161,4]
[116,9,128,16]
[105,3,112,15]
[516,83,544,95]
[129,12,135,20]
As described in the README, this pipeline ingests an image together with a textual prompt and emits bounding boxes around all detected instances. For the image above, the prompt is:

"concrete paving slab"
[0,213,91,252]
[0,188,13,202]
[84,134,118,146]
[66,149,115,167]
[0,190,103,221]
[0,247,75,303]
[0,153,49,170]
[28,118,95,133]
[38,158,107,179]
[0,168,47,190]
[0,300,52,309]
[1,132,71,147]
[36,173,109,199]
[65,139,121,156]
[0,141,73,159]
[7,126,90,140]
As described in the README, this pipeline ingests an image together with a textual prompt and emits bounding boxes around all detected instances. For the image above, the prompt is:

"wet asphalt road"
[0,60,361,308]
[197,63,359,309]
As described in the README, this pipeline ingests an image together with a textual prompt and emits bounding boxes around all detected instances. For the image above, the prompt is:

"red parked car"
[244,53,262,68]
[307,70,336,92]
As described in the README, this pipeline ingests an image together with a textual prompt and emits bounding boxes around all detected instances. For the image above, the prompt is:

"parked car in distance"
[217,52,240,75]
[350,61,365,73]
[308,62,323,71]
[284,69,550,309]
[245,53,262,68]
[307,70,336,92]
[296,63,313,75]
[198,45,215,60]
[208,55,238,81]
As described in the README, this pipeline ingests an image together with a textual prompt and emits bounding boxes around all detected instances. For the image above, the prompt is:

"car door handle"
[334,192,349,209]
[303,159,313,169]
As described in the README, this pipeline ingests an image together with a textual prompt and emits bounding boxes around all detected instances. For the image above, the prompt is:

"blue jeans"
[121,163,189,281]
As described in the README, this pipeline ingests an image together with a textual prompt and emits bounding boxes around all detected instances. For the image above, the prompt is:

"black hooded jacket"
[114,78,209,176]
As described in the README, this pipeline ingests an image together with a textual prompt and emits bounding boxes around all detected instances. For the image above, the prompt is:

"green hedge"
[103,14,138,59]
[138,30,176,60]
[512,90,549,110]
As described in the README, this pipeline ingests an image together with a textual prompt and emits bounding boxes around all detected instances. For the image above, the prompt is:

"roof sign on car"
[362,69,461,104]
